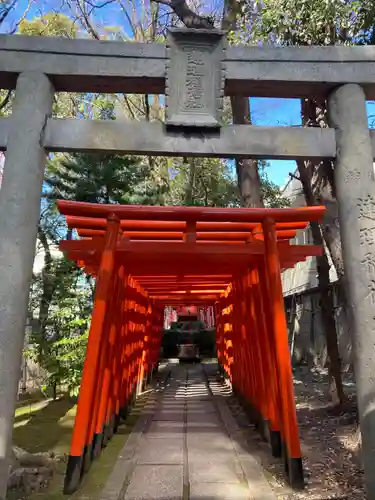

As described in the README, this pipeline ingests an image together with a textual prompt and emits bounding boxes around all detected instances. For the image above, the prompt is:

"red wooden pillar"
[110,266,128,432]
[238,277,250,404]
[84,267,119,467]
[241,271,259,423]
[64,214,120,494]
[126,284,136,406]
[214,300,224,376]
[137,296,152,394]
[118,275,131,418]
[223,290,234,379]
[253,264,282,457]
[247,268,268,436]
[152,304,163,373]
[95,264,124,452]
[262,217,304,489]
[230,279,241,391]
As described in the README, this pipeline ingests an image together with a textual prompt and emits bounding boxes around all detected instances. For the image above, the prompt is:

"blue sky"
[5,1,375,187]
[252,98,375,187]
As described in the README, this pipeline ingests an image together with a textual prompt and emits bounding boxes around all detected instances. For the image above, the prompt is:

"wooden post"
[110,266,127,433]
[94,267,122,453]
[119,274,130,418]
[64,214,120,495]
[262,217,304,489]
[83,267,121,468]
[248,268,268,439]
[255,264,282,457]
[231,279,241,392]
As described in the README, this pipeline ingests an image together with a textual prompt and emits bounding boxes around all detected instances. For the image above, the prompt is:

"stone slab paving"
[101,362,276,500]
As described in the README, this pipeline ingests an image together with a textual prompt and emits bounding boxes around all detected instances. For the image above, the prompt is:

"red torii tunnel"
[57,200,325,494]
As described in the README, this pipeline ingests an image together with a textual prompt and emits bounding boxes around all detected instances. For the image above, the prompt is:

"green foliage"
[45,153,166,205]
[44,332,89,397]
[260,165,290,208]
[167,158,240,207]
[250,0,375,46]
[28,257,91,395]
[19,13,78,38]
[27,200,92,394]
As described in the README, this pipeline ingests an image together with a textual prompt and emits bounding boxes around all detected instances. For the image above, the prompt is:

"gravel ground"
[225,366,364,499]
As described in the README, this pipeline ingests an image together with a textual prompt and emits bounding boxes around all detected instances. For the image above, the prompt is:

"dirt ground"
[226,366,364,499]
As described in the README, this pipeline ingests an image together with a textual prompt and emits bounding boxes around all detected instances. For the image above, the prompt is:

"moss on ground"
[11,395,149,500]
[15,392,47,409]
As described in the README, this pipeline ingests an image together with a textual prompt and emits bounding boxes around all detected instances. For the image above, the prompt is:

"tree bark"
[297,160,345,405]
[301,99,348,310]
[222,0,263,208]
[230,96,263,207]
[184,158,196,205]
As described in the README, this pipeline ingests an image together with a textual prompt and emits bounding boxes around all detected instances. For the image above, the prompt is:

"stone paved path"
[101,362,276,500]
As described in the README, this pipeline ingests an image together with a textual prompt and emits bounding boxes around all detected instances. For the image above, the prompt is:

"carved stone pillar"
[0,72,54,499]
[328,83,375,498]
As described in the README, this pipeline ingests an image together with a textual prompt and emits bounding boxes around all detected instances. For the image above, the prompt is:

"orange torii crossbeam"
[57,201,326,493]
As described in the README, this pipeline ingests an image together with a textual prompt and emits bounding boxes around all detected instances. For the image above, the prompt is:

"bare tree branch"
[152,0,214,29]
[74,0,101,39]
[83,0,117,7]
[8,0,34,35]
[123,95,137,120]
[145,95,151,121]
[118,0,137,37]
[0,0,17,26]
[289,171,301,182]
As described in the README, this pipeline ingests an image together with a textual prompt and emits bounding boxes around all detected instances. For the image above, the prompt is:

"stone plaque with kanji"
[165,28,226,129]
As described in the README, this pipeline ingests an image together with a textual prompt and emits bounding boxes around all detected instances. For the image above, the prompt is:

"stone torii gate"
[1,29,375,498]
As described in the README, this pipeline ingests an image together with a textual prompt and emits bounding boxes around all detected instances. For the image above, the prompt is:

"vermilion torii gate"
[1,28,375,500]
[57,200,325,492]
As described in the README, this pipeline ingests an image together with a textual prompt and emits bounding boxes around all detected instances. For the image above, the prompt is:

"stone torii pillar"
[0,72,54,499]
[328,83,375,498]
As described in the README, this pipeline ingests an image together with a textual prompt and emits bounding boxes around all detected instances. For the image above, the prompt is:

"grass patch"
[11,394,150,500]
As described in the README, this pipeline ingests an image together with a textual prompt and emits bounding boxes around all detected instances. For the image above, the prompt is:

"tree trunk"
[301,99,348,311]
[230,95,263,207]
[151,0,264,209]
[315,242,345,405]
[297,160,345,405]
[185,158,196,205]
[222,0,263,208]
[52,381,57,401]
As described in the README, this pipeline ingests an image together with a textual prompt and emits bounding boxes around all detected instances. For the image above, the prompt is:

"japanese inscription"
[367,279,375,305]
[165,28,226,128]
[361,253,375,274]
[360,227,375,246]
[357,195,375,304]
[184,49,205,110]
[344,168,361,183]
[357,195,375,220]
